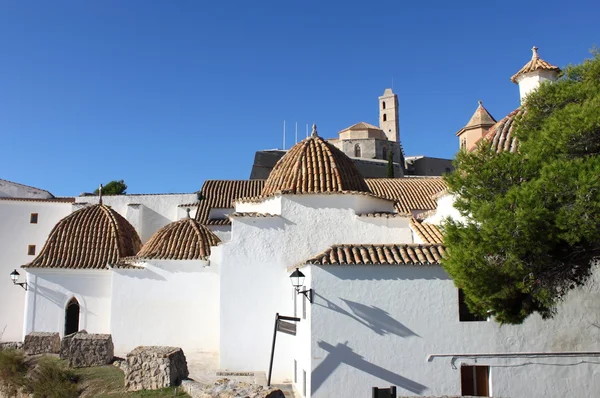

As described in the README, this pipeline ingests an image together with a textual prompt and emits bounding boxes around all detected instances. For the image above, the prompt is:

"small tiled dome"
[471,108,525,154]
[511,46,561,83]
[24,204,142,269]
[135,216,220,261]
[261,125,371,197]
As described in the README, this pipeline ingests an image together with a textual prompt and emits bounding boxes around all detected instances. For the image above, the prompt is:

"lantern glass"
[10,270,19,283]
[290,268,305,289]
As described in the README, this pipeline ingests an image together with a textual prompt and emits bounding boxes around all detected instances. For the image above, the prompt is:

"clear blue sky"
[1,1,597,196]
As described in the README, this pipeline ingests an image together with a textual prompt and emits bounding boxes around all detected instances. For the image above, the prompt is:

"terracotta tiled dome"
[135,216,220,261]
[473,108,525,154]
[24,204,142,269]
[261,125,371,197]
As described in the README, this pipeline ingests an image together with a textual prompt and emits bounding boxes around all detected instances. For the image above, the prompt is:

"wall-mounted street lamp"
[290,268,312,303]
[10,270,28,291]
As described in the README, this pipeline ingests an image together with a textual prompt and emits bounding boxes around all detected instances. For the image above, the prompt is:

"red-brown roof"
[302,244,445,266]
[511,46,560,83]
[24,204,141,269]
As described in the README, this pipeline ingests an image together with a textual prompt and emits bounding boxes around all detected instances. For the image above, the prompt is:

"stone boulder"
[0,341,23,351]
[59,330,114,367]
[23,332,60,355]
[124,346,189,391]
[181,378,285,398]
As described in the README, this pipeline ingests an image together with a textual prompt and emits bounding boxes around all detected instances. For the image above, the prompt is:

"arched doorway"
[65,298,80,336]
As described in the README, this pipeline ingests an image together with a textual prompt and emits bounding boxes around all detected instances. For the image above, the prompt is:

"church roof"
[473,108,525,154]
[301,243,445,266]
[461,101,496,131]
[194,180,265,224]
[260,125,371,197]
[510,46,560,83]
[365,177,447,215]
[133,216,220,261]
[409,218,443,244]
[190,177,447,226]
[342,122,382,131]
[24,204,141,269]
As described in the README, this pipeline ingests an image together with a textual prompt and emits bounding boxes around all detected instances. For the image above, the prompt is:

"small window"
[461,365,490,396]
[294,360,297,383]
[302,294,307,320]
[293,288,297,318]
[354,144,361,158]
[28,245,36,255]
[382,101,386,109]
[459,289,486,322]
[303,370,307,396]
[383,114,387,122]
[30,213,38,224]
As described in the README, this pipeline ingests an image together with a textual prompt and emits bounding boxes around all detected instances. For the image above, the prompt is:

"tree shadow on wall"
[312,341,427,395]
[315,293,419,338]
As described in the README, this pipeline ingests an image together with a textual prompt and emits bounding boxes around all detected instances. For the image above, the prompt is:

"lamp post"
[289,268,312,303]
[10,269,28,291]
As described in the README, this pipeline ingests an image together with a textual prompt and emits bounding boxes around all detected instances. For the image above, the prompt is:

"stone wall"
[0,342,23,350]
[60,331,114,367]
[124,346,189,391]
[181,379,284,398]
[23,332,60,355]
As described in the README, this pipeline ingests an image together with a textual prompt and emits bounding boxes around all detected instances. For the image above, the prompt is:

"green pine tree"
[386,149,394,178]
[442,49,600,324]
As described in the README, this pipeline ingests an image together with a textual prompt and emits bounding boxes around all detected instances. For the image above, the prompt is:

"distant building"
[250,88,453,179]
[0,179,55,199]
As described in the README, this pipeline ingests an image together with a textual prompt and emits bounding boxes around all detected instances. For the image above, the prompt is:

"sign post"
[267,313,301,386]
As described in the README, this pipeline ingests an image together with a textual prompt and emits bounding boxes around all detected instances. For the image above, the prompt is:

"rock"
[0,341,23,351]
[181,378,285,398]
[124,346,189,392]
[59,330,114,367]
[23,332,60,355]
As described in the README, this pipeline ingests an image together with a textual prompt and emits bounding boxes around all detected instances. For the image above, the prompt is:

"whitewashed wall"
[110,259,219,355]
[77,194,198,243]
[308,264,600,398]
[424,194,464,225]
[219,194,411,383]
[0,200,72,341]
[24,270,112,336]
[517,69,559,104]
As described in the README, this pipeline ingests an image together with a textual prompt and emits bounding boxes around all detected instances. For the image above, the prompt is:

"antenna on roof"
[306,123,309,138]
[185,208,191,218]
[98,184,103,205]
[283,120,286,150]
[295,122,298,144]
[392,76,394,90]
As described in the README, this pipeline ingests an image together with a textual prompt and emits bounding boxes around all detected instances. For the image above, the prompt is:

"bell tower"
[379,88,399,142]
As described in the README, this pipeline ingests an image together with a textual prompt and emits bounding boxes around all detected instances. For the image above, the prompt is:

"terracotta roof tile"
[195,180,265,225]
[473,108,525,154]
[409,218,444,244]
[23,204,141,269]
[341,122,382,131]
[365,177,447,215]
[302,244,445,266]
[511,46,560,83]
[229,212,277,218]
[133,217,220,261]
[261,126,371,197]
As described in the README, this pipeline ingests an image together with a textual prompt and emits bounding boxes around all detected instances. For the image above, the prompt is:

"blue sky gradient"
[1,1,598,196]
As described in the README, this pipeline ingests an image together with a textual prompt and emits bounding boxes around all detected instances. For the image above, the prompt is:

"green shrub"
[28,356,79,398]
[0,349,28,395]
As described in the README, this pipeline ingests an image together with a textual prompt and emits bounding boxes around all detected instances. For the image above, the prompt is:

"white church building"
[2,48,600,397]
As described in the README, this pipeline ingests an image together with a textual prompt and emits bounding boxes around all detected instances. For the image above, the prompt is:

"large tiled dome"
[135,216,220,261]
[24,204,142,269]
[474,108,525,154]
[261,125,371,197]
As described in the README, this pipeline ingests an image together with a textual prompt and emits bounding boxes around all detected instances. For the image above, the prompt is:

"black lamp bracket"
[296,287,313,303]
[13,281,28,291]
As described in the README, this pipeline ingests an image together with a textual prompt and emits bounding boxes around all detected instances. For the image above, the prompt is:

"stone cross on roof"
[311,124,318,138]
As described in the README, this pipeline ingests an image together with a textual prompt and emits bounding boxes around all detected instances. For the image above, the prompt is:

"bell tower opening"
[65,298,80,336]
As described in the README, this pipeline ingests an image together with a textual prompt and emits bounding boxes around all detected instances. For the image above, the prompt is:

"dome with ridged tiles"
[261,125,371,197]
[133,214,220,261]
[24,204,142,270]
